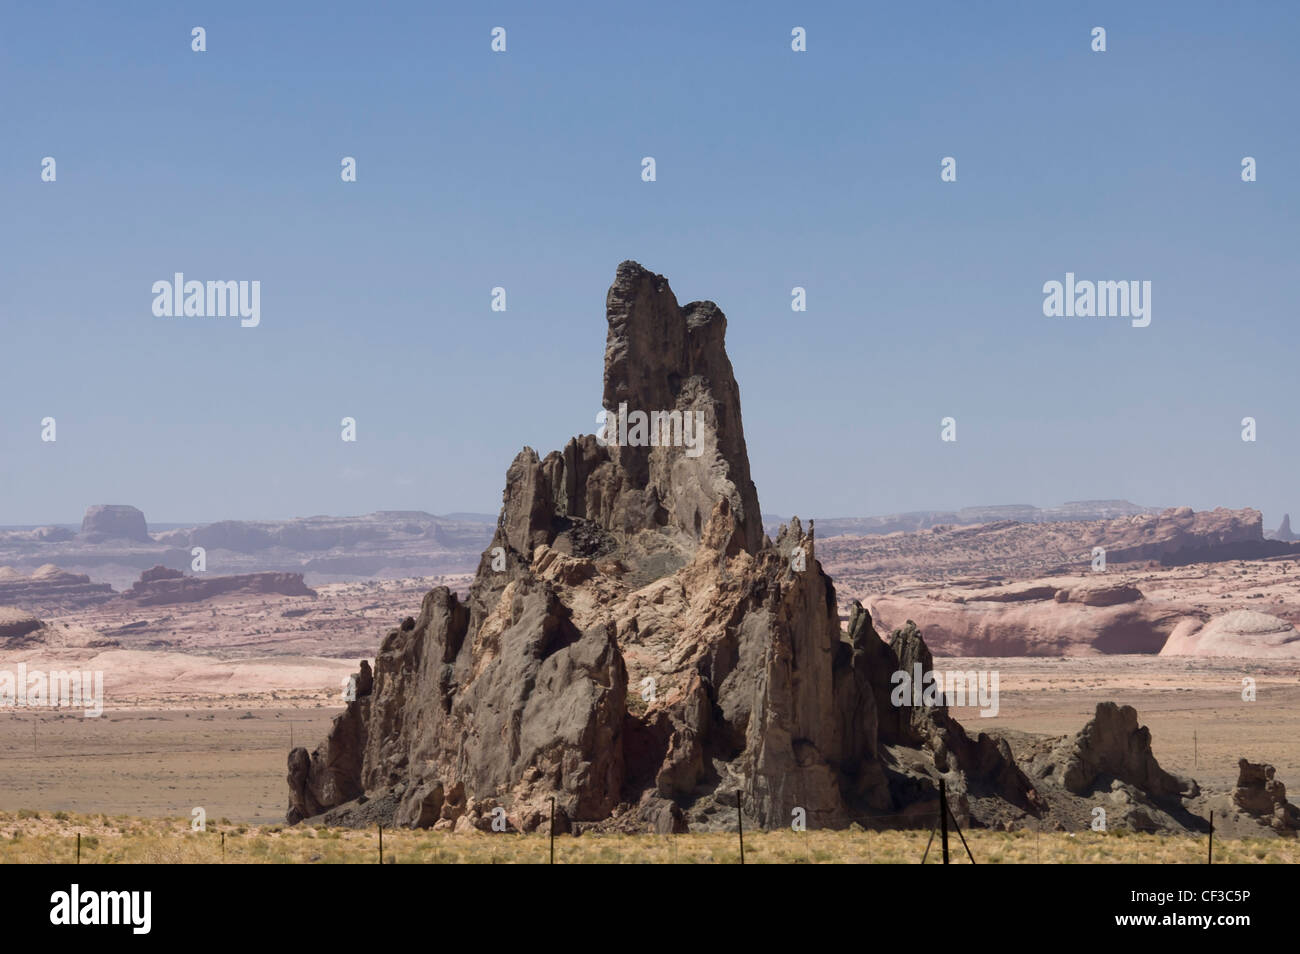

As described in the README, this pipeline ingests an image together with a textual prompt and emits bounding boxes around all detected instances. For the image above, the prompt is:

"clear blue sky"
[3,1,1297,528]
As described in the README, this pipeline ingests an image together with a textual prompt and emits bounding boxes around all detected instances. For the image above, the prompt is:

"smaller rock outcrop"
[0,607,44,642]
[1032,702,1196,801]
[80,505,150,542]
[1233,759,1300,835]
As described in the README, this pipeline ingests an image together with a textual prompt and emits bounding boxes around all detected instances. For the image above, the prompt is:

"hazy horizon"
[2,495,1291,533]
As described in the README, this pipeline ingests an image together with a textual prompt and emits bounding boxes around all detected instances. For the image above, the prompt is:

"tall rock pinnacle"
[600,261,763,555]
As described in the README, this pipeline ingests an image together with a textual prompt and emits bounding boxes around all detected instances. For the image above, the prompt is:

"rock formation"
[866,580,1196,656]
[0,606,44,642]
[1268,513,1298,542]
[780,500,1163,537]
[1160,609,1300,658]
[1031,702,1196,801]
[0,565,115,613]
[287,262,1042,832]
[80,505,150,542]
[818,508,1296,603]
[121,565,316,606]
[1232,759,1299,834]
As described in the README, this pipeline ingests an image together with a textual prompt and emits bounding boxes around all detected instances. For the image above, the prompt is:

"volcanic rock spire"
[286,262,1040,834]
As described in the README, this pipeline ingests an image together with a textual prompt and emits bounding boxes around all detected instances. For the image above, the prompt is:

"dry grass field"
[0,811,1293,865]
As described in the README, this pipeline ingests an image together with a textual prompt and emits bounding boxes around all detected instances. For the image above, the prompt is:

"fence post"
[1208,811,1213,865]
[549,796,555,864]
[76,833,80,864]
[737,791,745,864]
[378,824,383,864]
[939,780,950,865]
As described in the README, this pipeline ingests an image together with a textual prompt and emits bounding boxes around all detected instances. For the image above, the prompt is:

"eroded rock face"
[362,580,628,827]
[287,660,372,825]
[80,505,150,542]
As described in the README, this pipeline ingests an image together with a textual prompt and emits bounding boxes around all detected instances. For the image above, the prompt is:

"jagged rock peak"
[602,261,763,555]
[483,263,766,584]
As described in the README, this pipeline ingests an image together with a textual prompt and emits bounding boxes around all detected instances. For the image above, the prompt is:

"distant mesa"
[0,564,115,613]
[190,520,275,553]
[122,564,316,606]
[764,500,1165,537]
[1160,610,1300,658]
[80,504,150,542]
